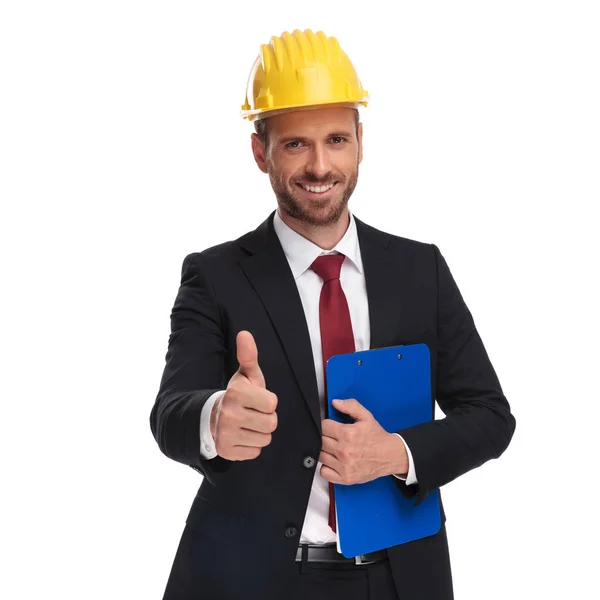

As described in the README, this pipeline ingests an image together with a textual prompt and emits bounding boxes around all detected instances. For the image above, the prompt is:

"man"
[150,29,516,600]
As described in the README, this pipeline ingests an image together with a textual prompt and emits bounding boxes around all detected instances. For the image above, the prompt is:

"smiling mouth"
[296,182,338,195]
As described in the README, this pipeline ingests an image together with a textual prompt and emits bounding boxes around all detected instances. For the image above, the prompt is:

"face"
[251,107,363,227]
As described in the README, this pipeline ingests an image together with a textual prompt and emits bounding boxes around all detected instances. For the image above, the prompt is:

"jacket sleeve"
[150,252,232,486]
[393,243,516,504]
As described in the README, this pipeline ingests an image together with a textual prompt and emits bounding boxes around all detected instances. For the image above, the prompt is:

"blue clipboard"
[326,343,441,558]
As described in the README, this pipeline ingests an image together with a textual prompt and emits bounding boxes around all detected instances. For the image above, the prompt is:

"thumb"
[332,398,371,421]
[236,330,266,388]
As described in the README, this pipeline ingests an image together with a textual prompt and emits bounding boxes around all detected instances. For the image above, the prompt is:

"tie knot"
[310,253,346,282]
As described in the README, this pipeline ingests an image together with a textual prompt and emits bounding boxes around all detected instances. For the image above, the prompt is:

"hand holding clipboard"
[326,343,442,558]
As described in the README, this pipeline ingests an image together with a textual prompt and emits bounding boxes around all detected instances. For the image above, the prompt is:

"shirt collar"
[273,208,364,280]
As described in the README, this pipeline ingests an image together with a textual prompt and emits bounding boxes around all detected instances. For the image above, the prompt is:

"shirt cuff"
[199,390,226,459]
[391,433,418,485]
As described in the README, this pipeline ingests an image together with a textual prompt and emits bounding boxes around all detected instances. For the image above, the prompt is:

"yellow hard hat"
[241,29,369,121]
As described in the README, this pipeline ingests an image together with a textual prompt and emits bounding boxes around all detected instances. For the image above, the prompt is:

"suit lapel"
[354,216,412,350]
[237,211,412,433]
[238,212,322,432]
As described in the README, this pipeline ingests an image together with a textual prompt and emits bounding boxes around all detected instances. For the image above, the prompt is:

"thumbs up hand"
[210,331,278,461]
[235,330,266,388]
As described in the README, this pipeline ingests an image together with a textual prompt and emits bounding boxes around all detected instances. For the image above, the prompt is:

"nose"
[305,144,332,181]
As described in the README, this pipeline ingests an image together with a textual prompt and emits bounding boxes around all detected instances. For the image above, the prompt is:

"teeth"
[302,183,334,193]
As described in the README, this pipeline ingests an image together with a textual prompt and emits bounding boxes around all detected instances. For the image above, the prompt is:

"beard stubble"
[267,162,359,227]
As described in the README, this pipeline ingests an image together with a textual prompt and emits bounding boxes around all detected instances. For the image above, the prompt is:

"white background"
[1,1,598,598]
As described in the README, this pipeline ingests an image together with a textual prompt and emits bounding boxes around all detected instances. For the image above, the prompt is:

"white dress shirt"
[198,209,417,545]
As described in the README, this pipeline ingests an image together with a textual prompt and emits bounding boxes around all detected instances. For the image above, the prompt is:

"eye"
[330,136,346,144]
[285,140,303,149]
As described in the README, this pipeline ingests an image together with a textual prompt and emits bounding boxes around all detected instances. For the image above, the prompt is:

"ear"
[251,133,269,174]
[357,122,363,165]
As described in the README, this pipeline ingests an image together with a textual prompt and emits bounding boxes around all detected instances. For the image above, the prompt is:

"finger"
[320,463,342,484]
[320,435,338,457]
[240,406,278,433]
[234,428,273,448]
[321,418,343,440]
[319,448,339,469]
[236,330,266,388]
[227,446,262,461]
[240,388,278,414]
[332,398,371,421]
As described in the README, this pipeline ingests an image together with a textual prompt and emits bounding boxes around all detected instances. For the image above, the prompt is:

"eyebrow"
[277,131,355,145]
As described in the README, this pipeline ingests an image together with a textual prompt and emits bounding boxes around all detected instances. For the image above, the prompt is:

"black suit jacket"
[150,211,516,599]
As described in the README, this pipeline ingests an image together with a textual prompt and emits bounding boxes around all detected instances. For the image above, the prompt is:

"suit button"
[285,527,298,539]
[303,456,316,468]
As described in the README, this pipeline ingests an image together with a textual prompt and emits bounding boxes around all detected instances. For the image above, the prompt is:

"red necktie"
[310,253,356,533]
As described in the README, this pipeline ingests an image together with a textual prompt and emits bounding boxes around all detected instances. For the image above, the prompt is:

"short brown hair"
[254,109,360,149]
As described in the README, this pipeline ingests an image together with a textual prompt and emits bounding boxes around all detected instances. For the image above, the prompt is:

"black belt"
[295,543,387,565]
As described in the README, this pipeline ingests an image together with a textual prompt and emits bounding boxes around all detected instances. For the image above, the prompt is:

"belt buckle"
[355,554,370,566]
